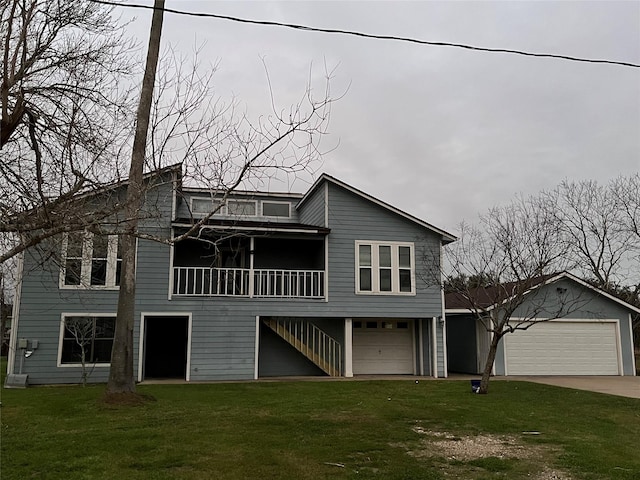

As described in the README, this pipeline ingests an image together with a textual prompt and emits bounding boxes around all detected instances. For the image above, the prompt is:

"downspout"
[441,316,448,378]
[254,315,260,379]
[629,313,636,376]
[324,181,329,303]
[431,316,438,378]
[6,251,24,376]
[418,319,424,376]
[167,227,174,300]
[439,241,447,377]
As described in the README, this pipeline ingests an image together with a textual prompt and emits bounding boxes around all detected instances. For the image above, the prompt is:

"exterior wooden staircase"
[263,318,342,376]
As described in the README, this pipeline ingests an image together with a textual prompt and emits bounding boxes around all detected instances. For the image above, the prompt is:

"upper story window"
[355,241,415,295]
[227,200,257,216]
[262,201,290,218]
[190,197,292,219]
[191,198,223,216]
[61,232,121,289]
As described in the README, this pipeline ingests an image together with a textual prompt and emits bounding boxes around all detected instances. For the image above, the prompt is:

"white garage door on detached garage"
[504,320,622,376]
[352,319,414,375]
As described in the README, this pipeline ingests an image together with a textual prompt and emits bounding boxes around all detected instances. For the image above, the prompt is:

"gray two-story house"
[6,166,456,385]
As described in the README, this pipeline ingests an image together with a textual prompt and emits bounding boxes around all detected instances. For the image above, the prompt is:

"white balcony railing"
[172,267,325,299]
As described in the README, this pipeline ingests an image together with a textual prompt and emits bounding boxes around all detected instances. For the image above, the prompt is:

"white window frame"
[59,232,121,289]
[226,199,257,217]
[261,200,291,218]
[190,197,225,216]
[355,241,416,295]
[57,313,116,367]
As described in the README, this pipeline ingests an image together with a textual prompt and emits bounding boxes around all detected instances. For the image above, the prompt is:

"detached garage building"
[446,273,637,376]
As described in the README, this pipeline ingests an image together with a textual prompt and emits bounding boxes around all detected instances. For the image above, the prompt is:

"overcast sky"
[124,0,640,235]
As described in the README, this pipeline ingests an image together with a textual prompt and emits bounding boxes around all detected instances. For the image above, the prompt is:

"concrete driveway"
[511,376,640,399]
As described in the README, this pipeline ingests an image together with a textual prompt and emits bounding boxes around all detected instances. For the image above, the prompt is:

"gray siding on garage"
[493,278,636,376]
[10,176,449,384]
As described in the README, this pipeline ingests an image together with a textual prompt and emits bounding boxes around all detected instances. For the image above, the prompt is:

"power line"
[91,0,640,68]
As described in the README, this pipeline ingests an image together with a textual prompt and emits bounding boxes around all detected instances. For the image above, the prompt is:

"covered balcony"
[172,234,326,299]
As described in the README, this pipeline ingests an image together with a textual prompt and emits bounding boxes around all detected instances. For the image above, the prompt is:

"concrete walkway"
[508,376,640,399]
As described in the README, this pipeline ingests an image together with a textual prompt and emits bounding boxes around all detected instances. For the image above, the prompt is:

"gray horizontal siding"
[324,182,443,318]
[11,176,451,383]
[297,186,326,226]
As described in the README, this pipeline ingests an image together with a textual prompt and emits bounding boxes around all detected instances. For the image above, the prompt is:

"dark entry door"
[144,316,188,379]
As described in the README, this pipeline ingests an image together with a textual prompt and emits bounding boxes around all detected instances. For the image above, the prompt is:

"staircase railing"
[265,318,341,377]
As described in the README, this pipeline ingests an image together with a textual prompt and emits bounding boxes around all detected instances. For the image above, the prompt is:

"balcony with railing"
[172,235,325,299]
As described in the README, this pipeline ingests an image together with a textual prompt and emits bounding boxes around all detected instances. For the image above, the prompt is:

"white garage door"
[504,320,620,375]
[353,320,414,374]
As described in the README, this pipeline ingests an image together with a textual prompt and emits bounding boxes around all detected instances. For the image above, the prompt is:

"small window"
[382,321,393,329]
[379,246,392,292]
[366,321,378,329]
[191,198,223,215]
[398,246,412,292]
[353,321,362,329]
[64,232,85,286]
[396,322,409,329]
[262,201,290,218]
[227,200,256,216]
[359,245,372,292]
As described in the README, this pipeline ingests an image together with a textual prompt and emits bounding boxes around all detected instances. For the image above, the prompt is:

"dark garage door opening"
[144,316,188,379]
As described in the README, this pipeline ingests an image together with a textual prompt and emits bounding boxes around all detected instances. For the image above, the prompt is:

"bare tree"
[611,173,640,240]
[547,178,637,289]
[105,3,335,396]
[0,0,137,264]
[437,196,584,394]
[2,0,334,395]
[546,175,640,344]
[64,317,99,386]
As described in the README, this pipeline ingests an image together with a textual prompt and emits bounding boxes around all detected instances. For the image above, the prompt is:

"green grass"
[1,373,639,479]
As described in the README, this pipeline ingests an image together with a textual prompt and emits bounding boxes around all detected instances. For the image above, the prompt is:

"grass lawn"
[1,374,638,480]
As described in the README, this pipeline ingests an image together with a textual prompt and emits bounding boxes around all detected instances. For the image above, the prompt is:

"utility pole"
[106,0,165,395]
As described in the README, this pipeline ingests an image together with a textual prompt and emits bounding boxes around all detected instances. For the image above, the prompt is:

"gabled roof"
[445,271,640,315]
[297,173,457,243]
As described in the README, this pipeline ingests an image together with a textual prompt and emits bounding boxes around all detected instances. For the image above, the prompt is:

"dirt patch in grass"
[392,425,572,480]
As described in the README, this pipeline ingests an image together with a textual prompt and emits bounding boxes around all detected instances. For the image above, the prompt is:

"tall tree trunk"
[0,272,7,356]
[106,0,165,395]
[478,328,502,394]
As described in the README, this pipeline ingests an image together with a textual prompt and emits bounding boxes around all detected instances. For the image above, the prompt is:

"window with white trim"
[61,232,121,288]
[191,197,224,216]
[355,241,415,294]
[226,199,256,216]
[262,201,291,218]
[59,315,115,365]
